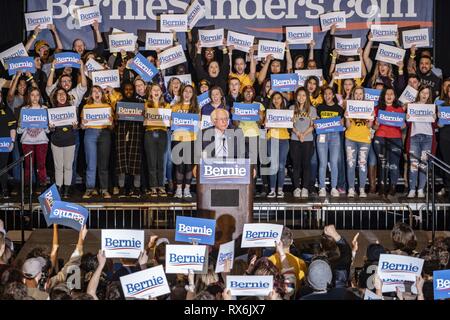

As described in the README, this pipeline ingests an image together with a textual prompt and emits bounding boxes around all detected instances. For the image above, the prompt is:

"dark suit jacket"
[201,127,249,159]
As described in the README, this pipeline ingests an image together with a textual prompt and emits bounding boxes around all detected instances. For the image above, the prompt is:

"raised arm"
[286,42,293,73]
[25,26,41,52]
[359,48,367,78]
[48,24,63,53]
[248,47,256,82]
[407,45,417,75]
[363,32,374,74]
[328,49,338,78]
[257,54,273,85]
[7,72,21,105]
[86,250,106,300]
[50,224,59,274]
[309,39,316,62]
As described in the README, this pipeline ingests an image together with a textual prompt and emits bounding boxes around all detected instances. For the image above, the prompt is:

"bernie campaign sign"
[54,52,81,69]
[241,223,283,248]
[433,269,450,300]
[116,102,145,122]
[314,117,345,134]
[175,216,216,245]
[377,110,406,127]
[129,53,158,82]
[232,103,260,121]
[200,158,251,185]
[102,229,145,259]
[171,112,200,132]
[0,138,13,153]
[38,184,60,227]
[438,106,450,126]
[215,240,235,273]
[270,73,298,92]
[49,201,88,231]
[20,108,48,129]
[120,265,170,299]
[165,244,208,274]
[227,276,273,296]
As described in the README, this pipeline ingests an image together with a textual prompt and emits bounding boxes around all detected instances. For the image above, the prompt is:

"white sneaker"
[438,188,446,197]
[319,188,327,197]
[407,190,416,198]
[267,190,276,198]
[359,188,367,198]
[348,188,355,198]
[293,188,301,198]
[331,188,339,197]
[417,189,425,198]
[301,188,309,198]
[175,187,183,198]
[277,190,285,198]
[183,187,192,198]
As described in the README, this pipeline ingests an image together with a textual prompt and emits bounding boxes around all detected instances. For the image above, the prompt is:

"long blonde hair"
[370,61,394,88]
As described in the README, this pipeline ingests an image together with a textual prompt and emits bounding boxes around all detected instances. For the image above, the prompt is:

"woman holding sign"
[81,86,114,199]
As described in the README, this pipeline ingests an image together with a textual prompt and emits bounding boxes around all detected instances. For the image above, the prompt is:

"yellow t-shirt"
[229,72,254,92]
[238,103,265,137]
[345,119,371,144]
[267,128,290,140]
[144,102,171,132]
[268,252,307,290]
[82,103,113,129]
[310,94,323,107]
[171,103,197,141]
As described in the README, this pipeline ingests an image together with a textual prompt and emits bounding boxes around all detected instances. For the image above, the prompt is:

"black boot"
[388,185,396,196]
[378,184,385,197]
[63,185,70,198]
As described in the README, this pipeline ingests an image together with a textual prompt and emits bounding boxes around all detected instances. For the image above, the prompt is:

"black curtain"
[435,0,450,78]
[0,1,25,50]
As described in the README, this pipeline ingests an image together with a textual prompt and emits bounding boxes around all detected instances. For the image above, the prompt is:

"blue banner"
[129,53,159,82]
[199,158,251,185]
[314,117,345,134]
[8,57,36,76]
[364,88,381,106]
[436,100,445,106]
[20,108,48,129]
[232,103,260,121]
[271,73,299,92]
[433,270,450,300]
[54,52,81,69]
[27,1,433,50]
[38,184,60,227]
[171,112,200,132]
[49,201,88,231]
[116,101,145,122]
[175,216,216,245]
[0,137,12,153]
[438,106,450,126]
[377,110,406,127]
[197,91,211,108]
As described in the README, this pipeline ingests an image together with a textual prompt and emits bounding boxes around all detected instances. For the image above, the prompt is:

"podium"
[197,158,253,247]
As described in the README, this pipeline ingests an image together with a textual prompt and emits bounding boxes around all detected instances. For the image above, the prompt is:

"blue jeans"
[317,132,341,189]
[163,130,173,184]
[268,139,289,190]
[368,141,377,166]
[310,140,318,188]
[345,139,370,189]
[409,134,432,191]
[373,136,402,186]
[84,129,111,190]
[337,132,347,189]
[71,130,80,185]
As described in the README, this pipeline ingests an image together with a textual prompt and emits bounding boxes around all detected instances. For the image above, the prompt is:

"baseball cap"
[307,259,332,291]
[22,257,46,279]
[35,40,50,54]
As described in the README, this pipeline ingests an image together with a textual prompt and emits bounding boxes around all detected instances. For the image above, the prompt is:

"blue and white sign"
[160,14,188,32]
[165,244,207,274]
[295,69,323,86]
[47,106,77,127]
[335,61,361,79]
[265,109,294,128]
[407,103,435,122]
[199,28,224,48]
[116,102,144,122]
[171,112,200,132]
[232,103,260,121]
[377,254,424,293]
[76,5,102,28]
[257,40,285,60]
[436,100,445,106]
[438,106,450,126]
[271,74,298,92]
[377,110,406,127]
[85,58,104,78]
[286,26,313,45]
[109,33,136,53]
[433,269,450,300]
[334,37,361,56]
[145,32,173,51]
[49,200,88,231]
[129,53,158,82]
[364,288,382,300]
[241,223,283,248]
[197,91,211,108]
[92,69,120,89]
[144,108,172,127]
[227,31,254,53]
[120,265,170,299]
[346,100,375,120]
[364,88,381,106]
[399,85,418,104]
[371,24,398,42]
[402,28,430,49]
[200,115,214,130]
[20,108,48,129]
[0,138,13,153]
[54,52,81,69]
[314,117,345,134]
[158,45,187,70]
[25,10,52,31]
[320,11,346,31]
[101,229,145,259]
[163,74,192,89]
[83,107,112,127]
[200,158,251,185]
[38,184,60,227]
[186,0,206,29]
[375,43,406,65]
[7,57,36,76]
[175,216,216,245]
[215,240,235,273]
[0,43,28,69]
[227,275,273,296]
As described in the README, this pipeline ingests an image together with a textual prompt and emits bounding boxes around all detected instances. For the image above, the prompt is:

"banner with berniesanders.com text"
[120,265,170,299]
[314,117,345,134]
[227,275,273,296]
[377,110,405,127]
[101,229,145,259]
[438,106,450,126]
[241,223,283,248]
[28,1,433,50]
[232,103,260,121]
[175,216,216,245]
[199,158,251,185]
[38,184,60,227]
[433,269,450,300]
[49,201,88,231]
[377,254,424,293]
[165,244,208,274]
[0,138,13,153]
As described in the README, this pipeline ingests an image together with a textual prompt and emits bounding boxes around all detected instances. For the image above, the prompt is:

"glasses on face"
[61,79,72,84]
[215,117,229,122]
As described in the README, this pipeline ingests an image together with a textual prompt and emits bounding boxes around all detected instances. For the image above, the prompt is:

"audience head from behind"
[391,222,417,256]
[307,259,333,293]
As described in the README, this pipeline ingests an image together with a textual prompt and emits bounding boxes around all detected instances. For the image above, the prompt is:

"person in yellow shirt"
[143,83,171,197]
[306,76,323,107]
[228,47,256,92]
[265,92,290,198]
[171,85,200,199]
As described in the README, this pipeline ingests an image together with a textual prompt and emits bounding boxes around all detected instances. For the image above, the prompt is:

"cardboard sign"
[145,32,173,51]
[85,58,104,78]
[399,85,418,104]
[199,158,251,185]
[364,289,382,300]
[199,28,224,48]
[120,265,170,299]
[402,28,430,49]
[335,61,362,79]
[25,10,52,31]
[38,184,60,227]
[163,74,192,89]
[49,201,88,231]
[241,223,283,248]
[83,107,112,127]
[346,100,375,120]
[186,0,206,29]
[101,229,145,259]
[129,53,158,82]
[438,106,450,126]
[375,43,405,65]
[158,45,187,70]
[92,69,120,88]
[257,40,285,60]
[144,108,172,127]
[0,138,12,153]
[433,269,450,300]
[286,26,314,45]
[0,43,28,68]
[232,103,260,121]
[47,106,77,127]
[377,110,406,127]
[171,112,200,132]
[407,103,435,122]
[320,11,346,31]
[227,276,273,296]
[198,91,211,108]
[54,52,81,69]
[7,57,36,76]
[334,37,361,56]
[160,14,188,32]
[377,254,424,293]
[175,216,216,245]
[116,102,145,122]
[271,73,299,92]
[165,244,207,274]
[265,109,294,128]
[20,108,48,129]
[200,115,214,129]
[227,31,254,53]
[314,117,345,134]
[76,5,102,27]
[215,240,235,273]
[364,88,381,106]
[371,24,398,42]
[109,33,136,53]
[295,69,323,86]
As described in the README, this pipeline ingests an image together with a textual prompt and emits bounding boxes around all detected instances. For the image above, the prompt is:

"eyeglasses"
[214,117,229,122]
